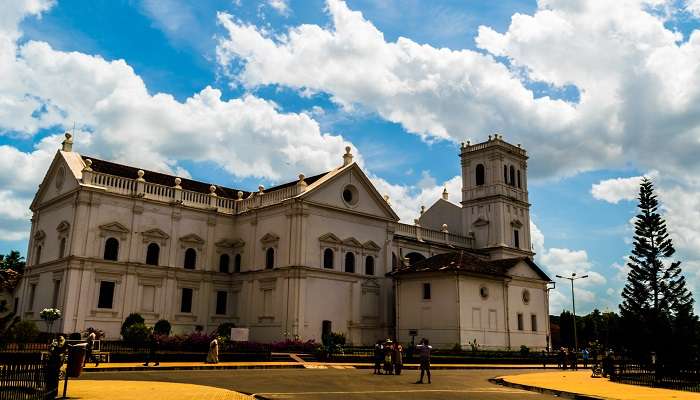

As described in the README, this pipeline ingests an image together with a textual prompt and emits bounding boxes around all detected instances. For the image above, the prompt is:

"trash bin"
[67,343,87,378]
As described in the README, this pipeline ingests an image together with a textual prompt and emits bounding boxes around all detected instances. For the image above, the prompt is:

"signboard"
[230,328,250,342]
[409,329,418,336]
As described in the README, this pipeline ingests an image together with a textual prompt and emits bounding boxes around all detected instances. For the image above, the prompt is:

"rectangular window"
[531,314,538,332]
[97,281,115,309]
[28,283,37,311]
[514,230,520,248]
[180,288,193,313]
[517,313,524,331]
[262,289,273,317]
[422,283,431,300]
[141,285,155,312]
[51,280,61,308]
[216,291,227,315]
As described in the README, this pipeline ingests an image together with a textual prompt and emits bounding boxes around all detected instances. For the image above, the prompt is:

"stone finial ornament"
[136,170,145,182]
[209,185,217,195]
[237,191,244,200]
[61,132,73,152]
[83,158,93,172]
[420,205,425,215]
[174,177,182,189]
[343,146,354,166]
[442,187,448,201]
[298,173,305,182]
[441,223,448,233]
[383,194,390,205]
[488,134,492,141]
[258,185,265,193]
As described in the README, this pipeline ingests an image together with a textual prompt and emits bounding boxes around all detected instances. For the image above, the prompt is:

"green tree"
[120,313,145,338]
[0,251,25,291]
[619,178,696,359]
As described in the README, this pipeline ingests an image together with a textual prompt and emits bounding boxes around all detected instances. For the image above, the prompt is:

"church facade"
[14,132,551,349]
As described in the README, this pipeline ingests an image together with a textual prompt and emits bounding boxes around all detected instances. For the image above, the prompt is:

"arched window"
[36,246,42,265]
[517,170,522,188]
[344,252,355,273]
[104,238,119,261]
[219,253,230,273]
[509,165,516,186]
[59,238,66,258]
[323,248,334,269]
[475,164,485,186]
[405,252,426,265]
[365,256,374,275]
[265,248,275,269]
[146,243,160,266]
[184,248,196,269]
[234,254,241,273]
[504,165,508,183]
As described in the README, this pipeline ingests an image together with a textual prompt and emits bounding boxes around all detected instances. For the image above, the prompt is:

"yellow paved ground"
[500,371,700,400]
[67,380,252,400]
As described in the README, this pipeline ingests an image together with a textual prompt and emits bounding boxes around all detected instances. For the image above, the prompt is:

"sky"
[2,0,700,315]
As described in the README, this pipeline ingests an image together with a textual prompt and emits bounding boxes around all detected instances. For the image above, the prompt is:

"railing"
[462,138,527,157]
[84,171,301,215]
[0,359,55,400]
[610,359,700,392]
[395,223,473,248]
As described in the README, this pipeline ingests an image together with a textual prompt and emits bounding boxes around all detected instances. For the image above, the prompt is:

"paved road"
[82,368,550,399]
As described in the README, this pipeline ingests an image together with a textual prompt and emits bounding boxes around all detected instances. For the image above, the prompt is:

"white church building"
[15,132,552,349]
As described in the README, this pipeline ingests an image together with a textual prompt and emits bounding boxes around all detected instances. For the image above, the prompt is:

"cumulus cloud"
[0,1,354,240]
[591,171,659,204]
[216,0,700,182]
[371,174,462,222]
[267,0,290,16]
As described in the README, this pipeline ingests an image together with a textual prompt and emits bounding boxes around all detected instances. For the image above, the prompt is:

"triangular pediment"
[180,233,205,244]
[362,240,381,251]
[56,221,71,232]
[215,238,245,248]
[299,163,399,221]
[319,233,342,244]
[99,222,130,234]
[31,151,83,210]
[260,232,280,244]
[342,237,363,248]
[473,217,489,227]
[142,228,169,240]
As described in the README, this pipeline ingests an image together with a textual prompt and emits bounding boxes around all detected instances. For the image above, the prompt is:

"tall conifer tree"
[620,178,696,359]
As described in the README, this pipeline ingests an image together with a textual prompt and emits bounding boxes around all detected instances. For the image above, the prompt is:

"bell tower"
[460,134,533,259]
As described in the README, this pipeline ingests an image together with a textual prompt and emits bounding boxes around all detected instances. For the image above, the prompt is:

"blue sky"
[3,0,700,315]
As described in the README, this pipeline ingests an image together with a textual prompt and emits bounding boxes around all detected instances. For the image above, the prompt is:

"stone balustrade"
[395,223,473,248]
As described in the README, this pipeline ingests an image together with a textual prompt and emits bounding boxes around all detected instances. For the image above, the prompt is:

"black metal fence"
[0,359,56,400]
[610,359,700,392]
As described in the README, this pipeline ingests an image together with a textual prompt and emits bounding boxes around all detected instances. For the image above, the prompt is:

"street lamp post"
[555,273,588,351]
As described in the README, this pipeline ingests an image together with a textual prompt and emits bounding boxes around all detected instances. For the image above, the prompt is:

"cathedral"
[15,132,551,349]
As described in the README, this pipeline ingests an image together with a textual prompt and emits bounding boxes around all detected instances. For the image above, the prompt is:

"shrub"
[329,332,346,346]
[154,320,172,336]
[452,342,463,352]
[83,326,105,339]
[194,325,204,333]
[216,322,236,338]
[11,320,39,343]
[120,313,144,338]
[123,323,151,344]
[520,345,530,356]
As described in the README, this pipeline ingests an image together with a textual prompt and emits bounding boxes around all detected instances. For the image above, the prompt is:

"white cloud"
[267,0,290,16]
[216,0,700,183]
[0,1,355,240]
[371,174,462,223]
[590,171,659,204]
[688,0,700,17]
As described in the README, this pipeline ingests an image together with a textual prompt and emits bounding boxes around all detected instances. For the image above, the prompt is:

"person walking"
[415,338,432,384]
[83,331,99,367]
[562,348,569,370]
[383,339,393,374]
[541,350,547,368]
[570,348,578,371]
[393,343,403,375]
[206,337,220,364]
[582,348,589,369]
[373,340,383,375]
[143,332,160,366]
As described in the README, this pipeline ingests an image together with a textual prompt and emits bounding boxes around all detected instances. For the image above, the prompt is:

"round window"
[480,286,489,299]
[522,289,531,304]
[342,185,359,206]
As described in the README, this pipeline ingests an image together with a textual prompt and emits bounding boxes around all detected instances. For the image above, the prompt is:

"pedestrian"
[582,348,589,369]
[206,337,220,364]
[383,339,393,374]
[415,338,432,384]
[143,332,160,366]
[570,348,578,371]
[393,343,403,375]
[541,350,547,368]
[83,330,99,367]
[562,348,568,370]
[373,340,383,374]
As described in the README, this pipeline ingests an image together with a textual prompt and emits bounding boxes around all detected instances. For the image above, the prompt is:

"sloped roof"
[389,251,551,281]
[83,156,328,199]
